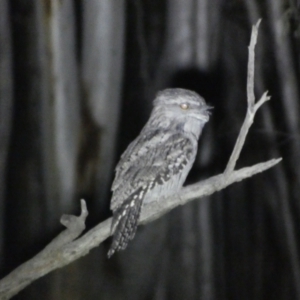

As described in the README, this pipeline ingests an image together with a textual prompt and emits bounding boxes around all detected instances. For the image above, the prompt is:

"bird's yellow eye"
[180,103,189,110]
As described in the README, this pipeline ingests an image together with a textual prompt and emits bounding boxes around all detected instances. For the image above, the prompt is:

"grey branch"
[0,19,282,299]
[224,19,271,176]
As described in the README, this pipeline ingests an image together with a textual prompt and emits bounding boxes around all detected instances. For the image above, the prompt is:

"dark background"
[1,0,300,299]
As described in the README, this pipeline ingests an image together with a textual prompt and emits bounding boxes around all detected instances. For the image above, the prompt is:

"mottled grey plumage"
[108,88,211,257]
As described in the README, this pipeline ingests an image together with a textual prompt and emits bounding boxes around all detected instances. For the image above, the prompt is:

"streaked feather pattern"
[108,88,210,257]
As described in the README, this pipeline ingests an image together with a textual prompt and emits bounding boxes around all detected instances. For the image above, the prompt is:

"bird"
[107,88,211,258]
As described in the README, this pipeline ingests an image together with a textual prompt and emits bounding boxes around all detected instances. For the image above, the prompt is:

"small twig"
[247,19,261,107]
[224,19,271,175]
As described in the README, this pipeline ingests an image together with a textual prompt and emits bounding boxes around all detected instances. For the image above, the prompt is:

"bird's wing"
[108,130,196,257]
[110,130,195,210]
[111,129,161,193]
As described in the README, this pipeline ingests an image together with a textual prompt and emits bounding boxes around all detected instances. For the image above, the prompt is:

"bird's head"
[150,88,211,136]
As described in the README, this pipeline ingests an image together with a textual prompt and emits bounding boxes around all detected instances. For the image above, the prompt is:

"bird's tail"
[107,188,144,258]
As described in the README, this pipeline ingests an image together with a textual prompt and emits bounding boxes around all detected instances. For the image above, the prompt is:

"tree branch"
[0,19,282,299]
[224,19,271,175]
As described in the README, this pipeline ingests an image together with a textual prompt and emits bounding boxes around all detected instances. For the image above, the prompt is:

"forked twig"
[224,19,271,175]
